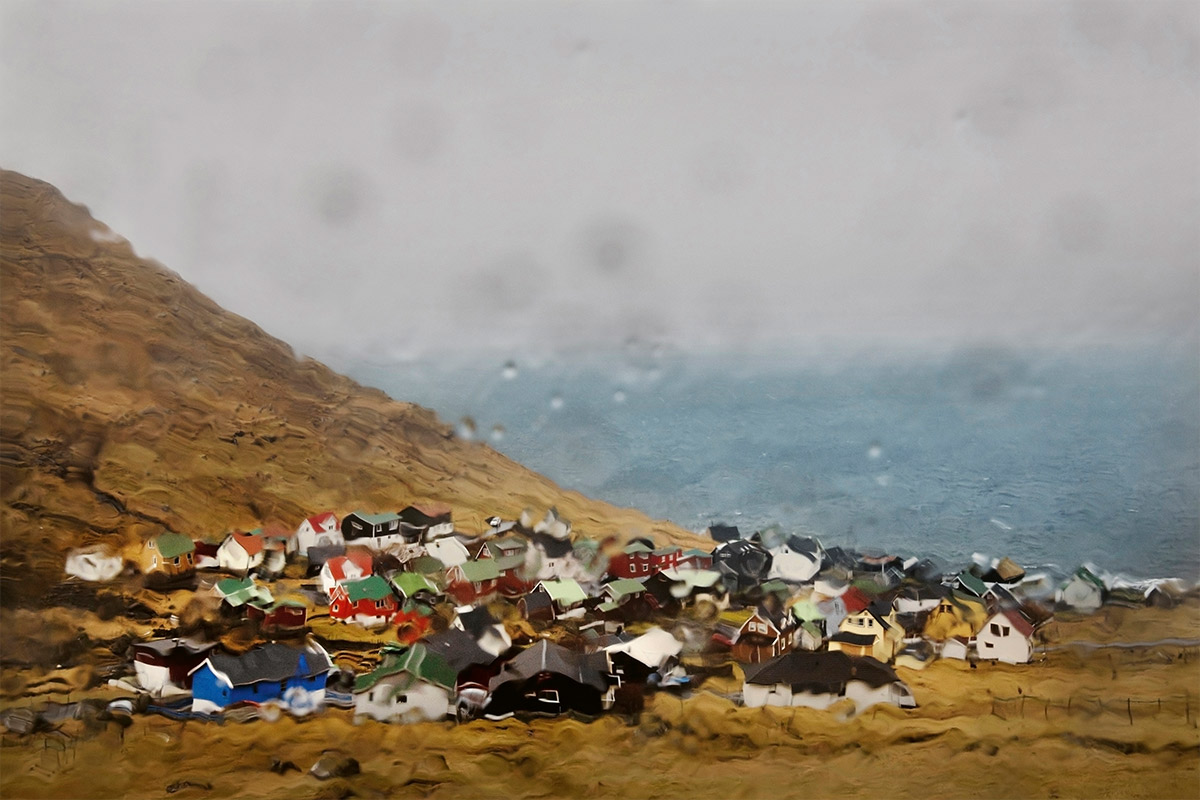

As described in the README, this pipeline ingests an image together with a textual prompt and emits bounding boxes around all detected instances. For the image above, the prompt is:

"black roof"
[204,643,331,686]
[489,640,609,693]
[743,651,899,692]
[828,631,876,647]
[422,629,496,673]
[457,606,501,638]
[707,524,742,543]
[784,535,822,555]
[530,531,574,559]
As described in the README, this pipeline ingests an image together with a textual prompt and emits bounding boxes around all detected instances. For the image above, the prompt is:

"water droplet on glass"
[502,361,518,380]
[867,443,883,460]
[490,424,506,442]
[457,416,477,440]
[549,394,564,411]
[613,390,627,404]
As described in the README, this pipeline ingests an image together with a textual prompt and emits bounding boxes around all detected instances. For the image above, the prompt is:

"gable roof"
[422,629,496,673]
[354,643,456,694]
[1071,566,1106,591]
[956,571,988,597]
[324,553,373,583]
[156,532,195,559]
[392,572,439,598]
[489,640,609,693]
[340,575,394,603]
[743,651,900,692]
[707,524,741,543]
[989,607,1036,638]
[622,541,653,555]
[304,511,338,529]
[229,532,265,556]
[456,559,502,583]
[604,578,647,600]
[536,579,586,606]
[199,643,331,686]
[456,606,501,638]
[349,510,401,526]
[840,586,873,614]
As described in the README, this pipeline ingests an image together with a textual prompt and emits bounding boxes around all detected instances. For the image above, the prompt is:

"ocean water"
[347,345,1199,581]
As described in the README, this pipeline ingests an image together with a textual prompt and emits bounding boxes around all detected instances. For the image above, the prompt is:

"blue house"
[189,641,332,715]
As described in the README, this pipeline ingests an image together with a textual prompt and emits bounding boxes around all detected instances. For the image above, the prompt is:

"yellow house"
[922,589,988,641]
[140,532,196,579]
[828,601,905,663]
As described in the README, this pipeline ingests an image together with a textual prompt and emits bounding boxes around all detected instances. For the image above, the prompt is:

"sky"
[2,0,1197,366]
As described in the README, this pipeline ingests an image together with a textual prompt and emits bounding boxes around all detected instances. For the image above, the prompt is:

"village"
[55,504,1192,732]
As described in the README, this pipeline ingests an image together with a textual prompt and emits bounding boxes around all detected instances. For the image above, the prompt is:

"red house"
[445,560,502,605]
[329,575,398,626]
[247,599,308,636]
[607,541,654,579]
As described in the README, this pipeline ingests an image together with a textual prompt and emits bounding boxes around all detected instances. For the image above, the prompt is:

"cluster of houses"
[67,507,1189,725]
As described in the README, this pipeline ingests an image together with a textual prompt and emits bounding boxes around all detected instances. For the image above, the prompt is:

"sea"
[345,343,1200,583]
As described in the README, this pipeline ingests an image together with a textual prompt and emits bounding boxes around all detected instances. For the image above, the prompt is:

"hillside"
[0,169,701,604]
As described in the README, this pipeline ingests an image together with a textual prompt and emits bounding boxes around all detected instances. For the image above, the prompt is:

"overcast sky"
[2,0,1197,364]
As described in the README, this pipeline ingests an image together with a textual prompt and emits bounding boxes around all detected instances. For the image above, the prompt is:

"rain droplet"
[549,394,564,411]
[457,416,477,440]
[613,390,627,404]
[502,361,518,380]
[867,443,883,460]
[490,424,506,442]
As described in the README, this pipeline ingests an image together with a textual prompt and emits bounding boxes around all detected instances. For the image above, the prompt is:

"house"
[453,606,512,658]
[922,589,989,642]
[767,535,823,583]
[676,548,714,571]
[329,575,398,626]
[192,540,221,570]
[445,559,502,605]
[246,599,308,637]
[141,532,197,579]
[341,510,407,551]
[649,545,685,573]
[521,580,587,620]
[828,601,905,663]
[216,532,266,574]
[712,539,773,595]
[292,512,342,557]
[643,568,727,613]
[595,578,652,622]
[894,640,936,671]
[731,604,800,664]
[532,507,572,539]
[981,556,1026,585]
[475,535,527,560]
[604,627,684,686]
[485,640,612,719]
[422,628,501,719]
[954,570,989,598]
[189,641,332,715]
[319,551,374,595]
[65,547,123,583]
[975,608,1036,664]
[353,643,457,723]
[741,651,916,711]
[399,504,454,541]
[607,541,656,579]
[131,638,217,696]
[1058,566,1105,612]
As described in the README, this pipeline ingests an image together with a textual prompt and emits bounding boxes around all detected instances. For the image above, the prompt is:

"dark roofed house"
[132,638,217,696]
[706,524,742,544]
[190,641,332,715]
[731,604,800,664]
[741,650,916,710]
[484,640,613,719]
[712,539,773,595]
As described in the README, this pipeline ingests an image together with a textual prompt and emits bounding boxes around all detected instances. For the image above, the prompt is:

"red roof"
[232,533,265,556]
[841,587,872,614]
[997,608,1035,638]
[305,511,338,529]
[325,552,373,583]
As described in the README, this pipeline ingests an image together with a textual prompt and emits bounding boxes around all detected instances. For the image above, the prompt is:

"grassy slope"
[0,169,702,605]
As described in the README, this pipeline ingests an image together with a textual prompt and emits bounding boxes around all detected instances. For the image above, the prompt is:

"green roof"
[392,572,439,598]
[410,555,445,575]
[791,599,824,622]
[1073,566,1106,590]
[800,620,822,639]
[956,571,988,596]
[624,541,652,554]
[354,643,456,695]
[352,510,401,525]
[668,568,722,589]
[681,548,711,558]
[157,532,195,559]
[538,579,586,606]
[605,579,646,600]
[216,576,255,595]
[216,577,272,607]
[760,579,790,597]
[493,553,527,572]
[343,575,394,602]
[458,560,502,582]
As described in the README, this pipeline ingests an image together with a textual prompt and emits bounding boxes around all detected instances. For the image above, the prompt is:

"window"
[174,556,180,566]
[389,520,398,530]
[148,540,155,549]
[397,694,407,703]
[990,623,1002,637]
[151,556,158,568]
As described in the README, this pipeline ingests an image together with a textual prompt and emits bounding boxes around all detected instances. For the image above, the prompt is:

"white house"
[767,536,822,583]
[1058,567,1105,612]
[65,547,123,582]
[975,608,1036,664]
[353,644,456,723]
[424,536,470,568]
[216,533,266,574]
[741,651,916,711]
[319,552,374,596]
[292,512,342,557]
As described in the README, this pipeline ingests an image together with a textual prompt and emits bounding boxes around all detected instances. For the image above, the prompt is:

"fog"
[2,0,1197,364]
